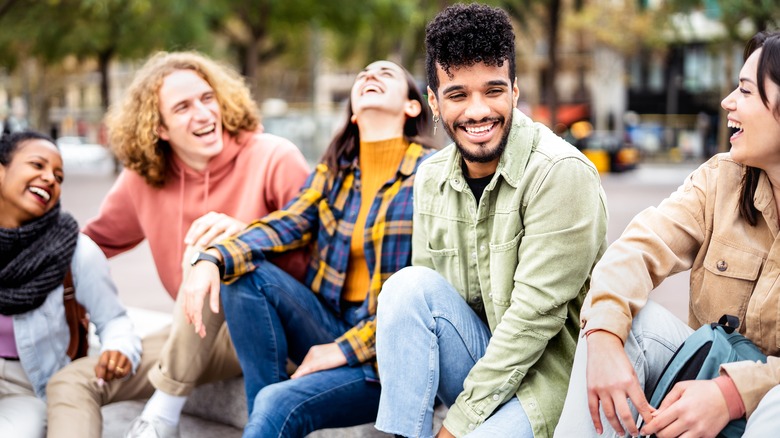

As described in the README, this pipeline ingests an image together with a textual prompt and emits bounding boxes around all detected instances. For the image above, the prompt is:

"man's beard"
[442,112,513,164]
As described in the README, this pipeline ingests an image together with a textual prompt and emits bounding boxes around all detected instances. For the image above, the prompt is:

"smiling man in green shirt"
[374,4,608,438]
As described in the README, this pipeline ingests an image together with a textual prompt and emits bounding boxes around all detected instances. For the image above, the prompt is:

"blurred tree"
[210,0,441,97]
[0,0,217,112]
[500,0,588,128]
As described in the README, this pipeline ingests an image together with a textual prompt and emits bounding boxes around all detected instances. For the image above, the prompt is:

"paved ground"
[58,157,701,435]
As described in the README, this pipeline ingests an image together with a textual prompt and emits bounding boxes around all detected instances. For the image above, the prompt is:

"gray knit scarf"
[0,204,79,315]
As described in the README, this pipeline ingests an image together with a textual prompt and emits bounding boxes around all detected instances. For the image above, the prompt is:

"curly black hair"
[425,3,516,94]
[0,131,56,165]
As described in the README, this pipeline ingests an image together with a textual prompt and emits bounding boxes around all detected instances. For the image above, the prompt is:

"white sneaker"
[124,417,180,438]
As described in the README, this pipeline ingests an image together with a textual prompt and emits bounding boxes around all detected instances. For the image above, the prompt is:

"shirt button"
[529,402,536,408]
[717,260,728,272]
[480,244,486,251]
[468,424,475,430]
[471,252,477,259]
[488,292,493,299]
[492,394,500,401]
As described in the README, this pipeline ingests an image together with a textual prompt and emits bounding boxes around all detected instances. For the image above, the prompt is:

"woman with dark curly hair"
[45,51,310,438]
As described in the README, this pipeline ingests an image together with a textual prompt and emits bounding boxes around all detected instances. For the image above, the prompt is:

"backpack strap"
[712,314,740,334]
[63,270,88,360]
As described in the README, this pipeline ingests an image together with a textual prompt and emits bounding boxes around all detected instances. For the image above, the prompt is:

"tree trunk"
[244,35,259,95]
[97,48,113,112]
[546,0,560,129]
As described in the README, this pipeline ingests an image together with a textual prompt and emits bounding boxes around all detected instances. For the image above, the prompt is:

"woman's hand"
[640,380,730,438]
[586,330,656,436]
[184,211,247,249]
[94,350,131,383]
[290,343,347,379]
[181,250,223,338]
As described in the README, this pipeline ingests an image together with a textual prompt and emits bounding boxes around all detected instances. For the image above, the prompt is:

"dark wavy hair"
[738,31,780,226]
[319,61,433,172]
[0,131,56,165]
[425,3,516,94]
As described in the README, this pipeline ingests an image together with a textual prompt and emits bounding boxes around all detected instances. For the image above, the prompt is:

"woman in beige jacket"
[555,31,780,438]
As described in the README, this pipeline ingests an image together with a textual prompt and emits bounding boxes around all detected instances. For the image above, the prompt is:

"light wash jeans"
[221,262,380,438]
[555,300,780,437]
[555,301,692,437]
[555,301,780,438]
[744,384,780,437]
[375,266,533,438]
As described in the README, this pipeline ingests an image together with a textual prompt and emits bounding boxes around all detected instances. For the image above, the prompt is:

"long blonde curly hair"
[105,51,260,187]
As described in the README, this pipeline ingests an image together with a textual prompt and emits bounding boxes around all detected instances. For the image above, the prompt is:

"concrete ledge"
[104,307,446,436]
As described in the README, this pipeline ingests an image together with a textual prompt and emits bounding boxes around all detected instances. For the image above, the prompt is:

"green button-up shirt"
[412,109,608,437]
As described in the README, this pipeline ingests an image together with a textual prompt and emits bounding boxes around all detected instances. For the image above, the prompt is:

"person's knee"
[248,385,299,434]
[378,266,437,311]
[47,359,98,403]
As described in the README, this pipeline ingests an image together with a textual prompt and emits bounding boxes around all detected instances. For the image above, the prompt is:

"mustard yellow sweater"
[342,137,408,302]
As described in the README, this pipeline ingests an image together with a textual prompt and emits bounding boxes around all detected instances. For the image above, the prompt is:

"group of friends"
[1,3,779,438]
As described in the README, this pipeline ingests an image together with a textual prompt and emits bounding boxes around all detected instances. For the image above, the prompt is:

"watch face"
[190,251,202,266]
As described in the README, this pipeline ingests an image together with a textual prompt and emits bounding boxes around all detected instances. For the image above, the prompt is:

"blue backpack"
[648,315,767,437]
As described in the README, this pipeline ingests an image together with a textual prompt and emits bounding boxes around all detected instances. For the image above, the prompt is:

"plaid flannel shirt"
[214,142,432,369]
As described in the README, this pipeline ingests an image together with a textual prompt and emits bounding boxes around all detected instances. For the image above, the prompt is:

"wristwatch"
[190,251,225,278]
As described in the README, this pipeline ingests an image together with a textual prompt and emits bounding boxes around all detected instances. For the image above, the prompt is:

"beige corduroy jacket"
[581,153,780,417]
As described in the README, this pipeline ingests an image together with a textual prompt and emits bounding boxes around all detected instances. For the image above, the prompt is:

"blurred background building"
[0,0,778,168]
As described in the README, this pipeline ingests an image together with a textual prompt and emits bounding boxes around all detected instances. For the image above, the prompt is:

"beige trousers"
[46,292,241,438]
[1,358,46,437]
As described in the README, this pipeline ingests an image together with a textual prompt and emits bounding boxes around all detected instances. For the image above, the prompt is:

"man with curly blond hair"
[45,51,310,438]
[374,4,608,438]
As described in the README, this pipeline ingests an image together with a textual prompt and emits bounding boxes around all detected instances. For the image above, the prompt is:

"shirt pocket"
[698,239,762,327]
[427,244,464,294]
[489,230,524,309]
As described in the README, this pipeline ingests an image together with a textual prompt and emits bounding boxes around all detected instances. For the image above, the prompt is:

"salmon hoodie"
[83,129,310,298]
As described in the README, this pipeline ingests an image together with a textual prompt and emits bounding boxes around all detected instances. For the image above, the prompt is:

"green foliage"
[0,0,217,67]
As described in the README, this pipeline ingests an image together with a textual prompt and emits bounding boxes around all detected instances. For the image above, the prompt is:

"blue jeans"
[554,301,694,437]
[221,262,380,438]
[374,266,533,438]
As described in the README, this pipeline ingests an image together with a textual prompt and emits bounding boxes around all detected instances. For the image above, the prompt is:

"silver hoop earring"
[433,114,440,135]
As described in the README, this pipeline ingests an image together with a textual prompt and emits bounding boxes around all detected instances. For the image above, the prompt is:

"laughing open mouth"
[29,186,51,203]
[727,119,743,136]
[193,124,216,136]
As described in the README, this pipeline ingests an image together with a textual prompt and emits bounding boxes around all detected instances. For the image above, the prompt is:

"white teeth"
[194,124,215,136]
[361,85,381,95]
[727,120,743,131]
[29,187,50,202]
[466,125,492,134]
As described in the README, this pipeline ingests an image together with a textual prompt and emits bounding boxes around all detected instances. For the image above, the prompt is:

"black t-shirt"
[464,172,494,204]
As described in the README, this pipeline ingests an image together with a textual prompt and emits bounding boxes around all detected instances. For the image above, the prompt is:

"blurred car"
[56,136,115,174]
[576,131,639,173]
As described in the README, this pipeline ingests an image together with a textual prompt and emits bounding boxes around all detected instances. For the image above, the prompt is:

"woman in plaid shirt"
[181,60,435,437]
